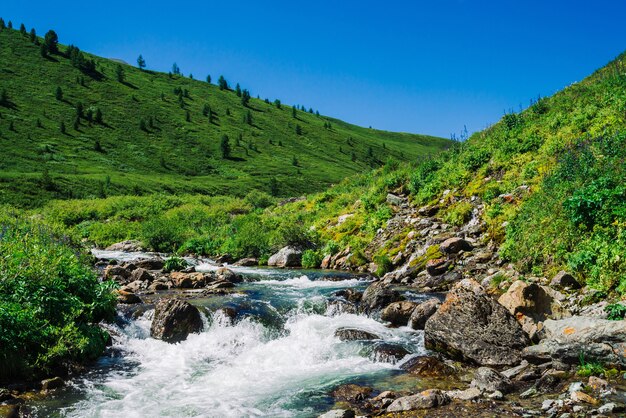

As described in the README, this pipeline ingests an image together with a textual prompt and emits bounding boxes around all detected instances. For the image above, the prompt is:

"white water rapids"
[31,260,428,418]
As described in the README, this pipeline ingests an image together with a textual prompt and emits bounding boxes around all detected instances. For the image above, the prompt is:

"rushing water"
[30,253,430,418]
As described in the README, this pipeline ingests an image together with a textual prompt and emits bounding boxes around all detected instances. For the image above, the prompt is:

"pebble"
[519,387,537,399]
[598,403,617,414]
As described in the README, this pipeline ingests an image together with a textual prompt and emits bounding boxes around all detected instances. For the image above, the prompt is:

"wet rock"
[369,343,410,364]
[334,289,362,304]
[318,410,355,418]
[0,389,13,402]
[41,377,64,391]
[150,299,203,343]
[470,367,512,394]
[206,280,235,290]
[440,237,472,254]
[130,267,154,283]
[522,316,626,365]
[135,258,164,270]
[268,246,302,268]
[103,265,131,283]
[598,402,620,414]
[331,384,372,402]
[447,387,482,401]
[501,360,530,380]
[148,281,169,291]
[409,298,440,330]
[360,282,401,313]
[424,279,530,367]
[233,257,258,266]
[215,254,233,264]
[0,405,19,418]
[104,240,143,252]
[122,280,146,293]
[400,356,455,377]
[534,372,562,393]
[550,271,581,290]
[380,301,419,326]
[215,267,242,283]
[170,272,209,288]
[426,258,451,276]
[116,289,141,304]
[386,389,450,412]
[334,328,380,341]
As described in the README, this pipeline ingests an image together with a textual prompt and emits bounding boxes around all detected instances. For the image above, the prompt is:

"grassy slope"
[0,26,450,207]
[35,49,626,297]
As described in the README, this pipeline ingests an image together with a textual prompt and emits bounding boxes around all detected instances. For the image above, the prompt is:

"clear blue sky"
[4,1,626,138]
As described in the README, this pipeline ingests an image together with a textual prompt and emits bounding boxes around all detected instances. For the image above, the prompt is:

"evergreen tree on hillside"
[274,99,281,109]
[206,74,211,83]
[244,110,252,125]
[292,106,296,118]
[220,135,231,158]
[95,108,103,124]
[235,83,242,97]
[43,30,59,54]
[40,43,48,57]
[137,54,146,70]
[218,75,228,90]
[29,28,36,43]
[172,62,180,75]
[0,18,5,30]
[19,23,26,35]
[0,89,8,106]
[202,104,210,117]
[269,177,279,196]
[115,64,125,83]
[295,124,302,135]
[7,21,12,30]
[55,86,63,101]
[241,89,251,106]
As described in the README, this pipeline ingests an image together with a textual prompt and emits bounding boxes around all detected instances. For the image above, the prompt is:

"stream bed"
[28,253,433,417]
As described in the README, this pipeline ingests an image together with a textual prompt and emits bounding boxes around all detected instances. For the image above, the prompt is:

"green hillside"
[0,24,450,207]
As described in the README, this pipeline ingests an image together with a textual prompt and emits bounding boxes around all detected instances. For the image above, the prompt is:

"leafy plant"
[577,353,606,377]
[605,303,626,320]
[163,256,188,272]
[301,250,323,269]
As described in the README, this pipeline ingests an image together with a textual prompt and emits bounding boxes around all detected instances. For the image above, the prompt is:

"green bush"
[301,250,323,269]
[605,303,626,320]
[374,255,393,277]
[0,217,116,380]
[163,256,188,272]
[141,216,186,252]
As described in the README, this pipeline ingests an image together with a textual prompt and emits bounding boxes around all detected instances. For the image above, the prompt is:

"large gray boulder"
[471,367,513,393]
[386,389,449,412]
[150,299,203,343]
[381,301,419,326]
[104,240,143,252]
[409,298,441,330]
[267,246,302,267]
[523,316,626,366]
[424,279,530,367]
[360,282,402,313]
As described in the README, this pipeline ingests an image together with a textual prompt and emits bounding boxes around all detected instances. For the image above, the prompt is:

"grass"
[0,25,450,208]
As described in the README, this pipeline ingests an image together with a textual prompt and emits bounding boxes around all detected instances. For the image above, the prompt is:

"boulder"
[334,328,380,341]
[150,299,203,343]
[267,246,302,268]
[400,356,455,377]
[522,316,626,366]
[550,271,581,289]
[386,389,450,412]
[386,193,405,206]
[135,258,164,270]
[233,257,258,266]
[381,301,419,326]
[440,237,472,254]
[425,258,450,276]
[104,240,143,252]
[103,265,131,282]
[41,377,64,391]
[331,384,372,402]
[130,267,154,283]
[215,254,233,264]
[409,298,440,330]
[215,267,242,283]
[360,282,402,313]
[447,387,482,401]
[370,343,410,364]
[470,367,512,393]
[424,279,530,367]
[170,272,209,288]
[116,289,141,304]
[498,280,570,341]
[318,410,355,418]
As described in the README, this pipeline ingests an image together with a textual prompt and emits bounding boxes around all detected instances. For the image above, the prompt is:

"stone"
[598,403,618,414]
[233,257,258,266]
[425,258,451,276]
[215,267,242,283]
[369,343,410,364]
[488,390,503,400]
[267,246,302,268]
[318,410,355,418]
[470,367,512,394]
[215,254,233,264]
[386,193,405,206]
[501,360,530,379]
[135,258,164,270]
[170,272,209,288]
[447,387,482,401]
[360,282,401,313]
[116,289,141,304]
[150,299,203,343]
[380,301,419,326]
[418,205,439,216]
[519,387,538,399]
[522,316,626,366]
[104,240,143,252]
[386,389,450,412]
[103,265,131,282]
[148,281,169,291]
[409,298,440,330]
[130,267,154,283]
[570,391,598,405]
[535,373,562,393]
[337,214,355,225]
[550,271,581,290]
[400,356,455,377]
[588,376,608,392]
[334,328,379,341]
[331,384,372,402]
[424,279,530,367]
[41,377,64,391]
[440,237,472,254]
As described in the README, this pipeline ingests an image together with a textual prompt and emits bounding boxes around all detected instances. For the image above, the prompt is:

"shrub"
[577,353,606,377]
[301,250,323,269]
[0,217,116,380]
[244,190,274,209]
[163,256,188,272]
[442,201,473,226]
[604,303,626,320]
[374,255,393,277]
[141,217,186,252]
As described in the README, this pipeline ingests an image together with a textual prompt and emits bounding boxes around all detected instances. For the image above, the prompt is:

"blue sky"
[4,1,626,137]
